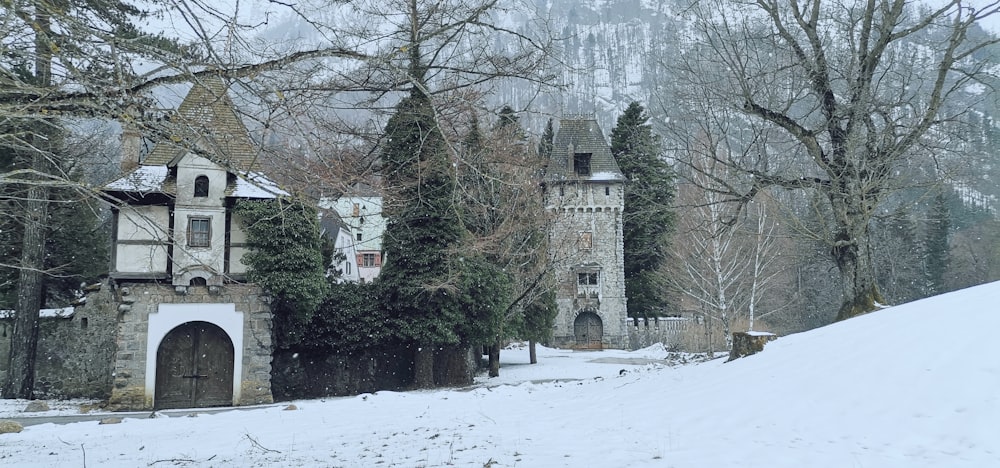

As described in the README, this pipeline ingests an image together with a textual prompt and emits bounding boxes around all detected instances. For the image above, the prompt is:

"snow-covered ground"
[2,281,999,467]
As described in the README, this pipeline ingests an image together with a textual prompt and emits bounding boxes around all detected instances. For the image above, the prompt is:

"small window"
[80,317,88,329]
[605,186,610,196]
[578,272,599,285]
[194,175,210,197]
[189,217,211,247]
[356,232,363,242]
[579,232,593,250]
[574,153,591,176]
[559,186,565,196]
[345,262,352,275]
[353,203,360,216]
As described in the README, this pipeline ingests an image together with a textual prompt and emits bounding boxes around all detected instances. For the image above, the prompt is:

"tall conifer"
[611,102,676,319]
[379,86,465,387]
[924,190,951,296]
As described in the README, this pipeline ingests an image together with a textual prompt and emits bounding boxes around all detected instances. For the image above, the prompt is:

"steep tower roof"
[143,76,258,170]
[546,118,624,183]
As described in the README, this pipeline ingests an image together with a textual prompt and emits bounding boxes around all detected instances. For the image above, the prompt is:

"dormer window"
[574,153,591,176]
[194,175,209,197]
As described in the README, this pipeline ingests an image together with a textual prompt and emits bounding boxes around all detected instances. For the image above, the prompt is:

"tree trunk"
[411,343,434,388]
[488,340,500,377]
[528,340,537,364]
[831,221,885,322]
[3,162,48,399]
[3,0,54,401]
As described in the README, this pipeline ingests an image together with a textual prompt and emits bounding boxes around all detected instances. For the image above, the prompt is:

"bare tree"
[669,144,788,351]
[668,0,1000,321]
[457,107,554,376]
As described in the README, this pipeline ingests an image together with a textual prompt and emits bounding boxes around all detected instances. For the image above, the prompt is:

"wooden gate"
[574,312,603,349]
[155,321,234,409]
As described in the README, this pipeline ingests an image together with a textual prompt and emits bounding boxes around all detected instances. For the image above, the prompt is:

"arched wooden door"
[574,312,604,349]
[155,321,234,409]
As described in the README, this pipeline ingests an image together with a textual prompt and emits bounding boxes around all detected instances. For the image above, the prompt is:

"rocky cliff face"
[504,0,688,132]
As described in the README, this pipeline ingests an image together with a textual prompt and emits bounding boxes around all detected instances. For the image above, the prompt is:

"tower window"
[578,272,599,285]
[605,186,610,196]
[189,217,211,247]
[194,175,210,197]
[356,232,363,242]
[579,232,593,250]
[573,153,592,176]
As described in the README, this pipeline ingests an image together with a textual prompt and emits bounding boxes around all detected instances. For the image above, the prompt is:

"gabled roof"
[545,118,624,183]
[318,208,350,240]
[142,76,258,170]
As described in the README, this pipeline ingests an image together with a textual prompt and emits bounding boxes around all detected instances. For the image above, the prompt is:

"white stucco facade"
[320,190,385,283]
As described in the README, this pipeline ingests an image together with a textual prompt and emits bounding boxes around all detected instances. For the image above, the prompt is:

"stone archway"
[154,321,234,409]
[573,311,603,349]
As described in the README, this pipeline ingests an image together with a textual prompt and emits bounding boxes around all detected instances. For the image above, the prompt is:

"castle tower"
[544,117,628,349]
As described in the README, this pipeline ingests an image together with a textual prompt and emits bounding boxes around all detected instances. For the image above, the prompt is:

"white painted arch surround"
[145,303,245,407]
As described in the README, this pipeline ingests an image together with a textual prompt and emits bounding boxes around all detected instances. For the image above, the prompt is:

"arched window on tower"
[194,175,210,197]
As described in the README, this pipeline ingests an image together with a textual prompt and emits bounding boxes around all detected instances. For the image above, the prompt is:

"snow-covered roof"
[0,307,75,319]
[230,171,289,198]
[590,171,627,181]
[103,166,170,193]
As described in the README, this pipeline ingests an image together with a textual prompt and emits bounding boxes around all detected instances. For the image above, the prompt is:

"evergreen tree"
[378,87,465,388]
[235,198,329,349]
[611,102,676,320]
[538,118,554,161]
[518,285,557,364]
[924,190,951,296]
[299,281,388,355]
[496,105,520,130]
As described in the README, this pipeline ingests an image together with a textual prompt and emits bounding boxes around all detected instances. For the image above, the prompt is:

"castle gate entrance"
[154,321,234,409]
[574,312,603,349]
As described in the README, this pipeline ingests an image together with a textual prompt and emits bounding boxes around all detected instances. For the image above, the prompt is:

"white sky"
[2,280,999,467]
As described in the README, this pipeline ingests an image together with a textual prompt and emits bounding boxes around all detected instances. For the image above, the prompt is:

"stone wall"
[271,344,479,400]
[108,282,273,410]
[625,317,698,351]
[0,283,118,399]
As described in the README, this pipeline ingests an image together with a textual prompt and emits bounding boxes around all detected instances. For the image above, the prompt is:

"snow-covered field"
[2,281,999,467]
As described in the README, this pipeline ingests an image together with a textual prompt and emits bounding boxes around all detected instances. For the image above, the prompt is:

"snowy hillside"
[2,281,999,466]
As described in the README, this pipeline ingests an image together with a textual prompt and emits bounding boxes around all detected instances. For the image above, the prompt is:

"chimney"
[120,121,140,173]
